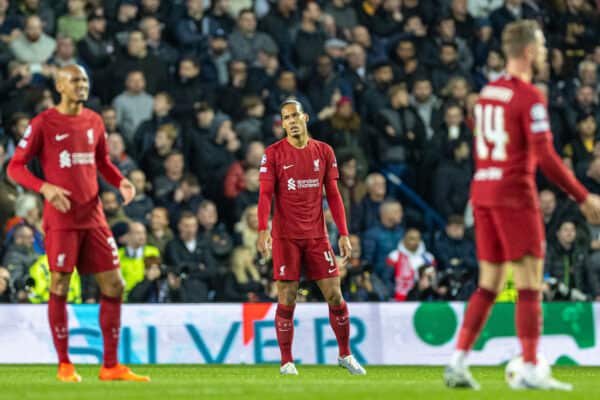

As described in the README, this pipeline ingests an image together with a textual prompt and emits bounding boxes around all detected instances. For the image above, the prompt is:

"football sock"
[275,303,295,365]
[456,287,497,352]
[329,301,351,357]
[100,294,122,368]
[516,289,541,365]
[48,293,71,364]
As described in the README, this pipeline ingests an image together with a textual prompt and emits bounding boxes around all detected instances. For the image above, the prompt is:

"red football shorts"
[45,226,121,274]
[271,237,339,281]
[473,206,545,263]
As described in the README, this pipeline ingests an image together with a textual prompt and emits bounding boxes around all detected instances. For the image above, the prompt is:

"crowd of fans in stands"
[1,0,600,303]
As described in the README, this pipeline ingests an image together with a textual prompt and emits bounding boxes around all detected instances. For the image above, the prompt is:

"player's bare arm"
[40,183,72,213]
[257,230,272,259]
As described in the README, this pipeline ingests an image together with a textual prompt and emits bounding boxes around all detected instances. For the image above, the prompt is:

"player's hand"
[40,183,71,213]
[580,194,600,224]
[338,235,352,265]
[119,179,136,206]
[257,230,272,260]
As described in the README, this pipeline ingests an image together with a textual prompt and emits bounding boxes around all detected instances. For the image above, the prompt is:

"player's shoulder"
[82,107,103,122]
[480,75,543,106]
[310,138,333,150]
[265,138,287,153]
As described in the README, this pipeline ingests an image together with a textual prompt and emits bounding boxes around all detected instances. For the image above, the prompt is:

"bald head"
[55,65,90,106]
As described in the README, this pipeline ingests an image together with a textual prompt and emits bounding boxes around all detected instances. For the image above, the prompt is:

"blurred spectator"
[266,70,314,119]
[342,234,386,301]
[410,76,443,140]
[229,8,278,64]
[4,111,30,159]
[128,255,168,303]
[450,0,475,39]
[293,1,326,80]
[396,226,436,273]
[197,199,233,271]
[337,152,368,225]
[406,264,449,301]
[163,211,217,302]
[101,105,120,135]
[4,192,44,254]
[565,85,600,136]
[49,34,82,68]
[107,132,137,176]
[473,48,505,90]
[323,0,357,37]
[140,123,178,182]
[342,44,368,105]
[430,42,471,92]
[223,141,264,199]
[361,61,394,124]
[422,14,473,72]
[390,37,427,90]
[159,173,204,227]
[200,28,231,86]
[432,139,473,218]
[113,70,154,144]
[134,92,180,160]
[235,96,268,145]
[153,151,186,199]
[579,157,600,195]
[375,84,426,177]
[169,57,215,124]
[223,246,264,301]
[362,199,404,288]
[563,112,597,172]
[544,220,600,301]
[101,190,131,229]
[258,0,299,69]
[139,15,178,70]
[0,173,18,243]
[123,169,154,223]
[57,0,87,41]
[538,189,584,242]
[350,25,385,65]
[233,168,259,223]
[207,0,236,33]
[2,224,39,289]
[489,0,537,40]
[27,255,81,304]
[174,0,217,55]
[307,54,350,120]
[431,102,472,161]
[351,172,387,233]
[146,206,173,254]
[119,221,160,299]
[108,30,169,97]
[432,215,477,299]
[9,15,55,64]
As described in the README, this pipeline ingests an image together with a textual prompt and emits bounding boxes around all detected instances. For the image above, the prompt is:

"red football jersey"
[259,138,338,239]
[471,75,586,208]
[8,108,124,230]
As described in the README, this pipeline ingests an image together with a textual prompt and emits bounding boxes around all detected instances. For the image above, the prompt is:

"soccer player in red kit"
[444,21,600,390]
[7,65,150,383]
[257,99,366,375]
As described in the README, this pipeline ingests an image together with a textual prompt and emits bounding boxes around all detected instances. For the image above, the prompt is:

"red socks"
[48,293,71,364]
[456,287,497,351]
[517,289,541,364]
[329,301,351,357]
[100,294,122,368]
[275,303,295,365]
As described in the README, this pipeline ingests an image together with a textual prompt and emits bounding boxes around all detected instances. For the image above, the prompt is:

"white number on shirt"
[475,104,508,161]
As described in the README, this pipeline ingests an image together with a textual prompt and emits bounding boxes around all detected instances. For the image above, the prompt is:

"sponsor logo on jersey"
[259,167,267,173]
[59,150,95,168]
[473,167,503,181]
[287,178,296,191]
[313,159,320,171]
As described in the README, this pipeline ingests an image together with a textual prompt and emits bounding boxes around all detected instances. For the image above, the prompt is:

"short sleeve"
[259,146,275,181]
[522,89,552,143]
[324,144,339,181]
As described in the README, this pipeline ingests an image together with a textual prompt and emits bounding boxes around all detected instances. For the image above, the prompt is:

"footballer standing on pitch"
[257,98,366,375]
[8,65,150,383]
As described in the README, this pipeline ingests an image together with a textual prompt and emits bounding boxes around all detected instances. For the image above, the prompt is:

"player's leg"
[510,256,570,390]
[308,240,365,374]
[82,227,150,382]
[46,229,81,382]
[272,238,302,374]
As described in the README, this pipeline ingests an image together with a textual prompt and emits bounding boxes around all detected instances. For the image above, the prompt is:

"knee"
[325,288,343,305]
[51,275,71,296]
[278,285,297,306]
[104,278,125,298]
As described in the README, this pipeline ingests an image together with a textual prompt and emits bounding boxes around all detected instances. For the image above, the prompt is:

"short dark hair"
[179,211,196,223]
[238,8,254,18]
[447,215,465,226]
[280,98,304,113]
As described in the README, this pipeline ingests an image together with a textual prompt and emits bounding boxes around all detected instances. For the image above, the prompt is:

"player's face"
[58,67,90,103]
[281,104,308,139]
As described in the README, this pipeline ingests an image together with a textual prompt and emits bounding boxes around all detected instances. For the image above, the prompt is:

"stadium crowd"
[1,0,600,304]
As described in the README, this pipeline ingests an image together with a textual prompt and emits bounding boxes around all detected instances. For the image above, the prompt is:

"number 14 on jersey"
[475,104,509,161]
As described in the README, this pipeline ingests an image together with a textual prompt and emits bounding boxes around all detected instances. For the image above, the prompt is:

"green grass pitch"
[0,365,597,400]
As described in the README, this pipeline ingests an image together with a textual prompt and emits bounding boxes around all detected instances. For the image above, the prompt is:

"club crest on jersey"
[287,178,296,191]
[313,159,320,172]
[57,253,66,267]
